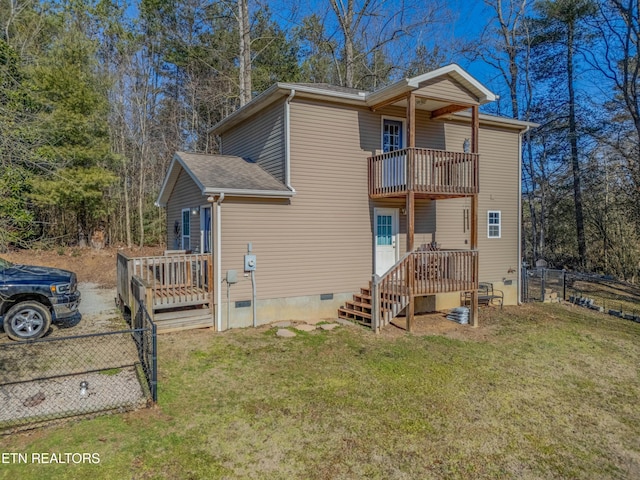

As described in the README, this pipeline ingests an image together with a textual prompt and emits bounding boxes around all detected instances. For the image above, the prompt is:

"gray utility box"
[244,254,256,272]
[226,270,238,284]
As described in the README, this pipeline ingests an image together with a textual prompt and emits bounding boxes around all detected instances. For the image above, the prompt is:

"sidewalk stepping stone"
[294,324,316,332]
[319,323,339,331]
[274,321,292,328]
[276,329,296,338]
[336,318,355,326]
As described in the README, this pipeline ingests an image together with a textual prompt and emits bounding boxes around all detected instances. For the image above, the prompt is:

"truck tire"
[4,301,52,341]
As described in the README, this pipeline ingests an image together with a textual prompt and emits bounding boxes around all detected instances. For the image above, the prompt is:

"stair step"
[338,307,372,320]
[345,300,372,313]
[360,287,371,296]
[353,293,371,303]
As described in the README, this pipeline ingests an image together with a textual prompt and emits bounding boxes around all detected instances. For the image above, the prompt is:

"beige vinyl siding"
[218,99,441,303]
[215,96,519,306]
[436,198,471,250]
[219,99,375,302]
[414,76,479,105]
[166,169,204,252]
[441,120,520,282]
[375,106,446,150]
[221,99,286,182]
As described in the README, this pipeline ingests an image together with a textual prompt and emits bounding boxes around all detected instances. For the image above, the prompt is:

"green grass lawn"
[1,304,640,479]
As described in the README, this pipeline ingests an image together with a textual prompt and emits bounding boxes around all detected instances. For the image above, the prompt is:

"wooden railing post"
[406,253,414,332]
[371,274,380,333]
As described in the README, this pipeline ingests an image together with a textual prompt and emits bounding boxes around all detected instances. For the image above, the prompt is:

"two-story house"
[154,64,534,332]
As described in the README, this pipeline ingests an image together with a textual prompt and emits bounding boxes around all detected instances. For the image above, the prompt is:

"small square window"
[488,211,501,239]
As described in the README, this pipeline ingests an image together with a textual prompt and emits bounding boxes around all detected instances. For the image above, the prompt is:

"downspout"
[285,89,296,192]
[518,126,530,305]
[215,193,225,330]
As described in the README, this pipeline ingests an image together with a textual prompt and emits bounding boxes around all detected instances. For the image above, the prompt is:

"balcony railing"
[368,147,479,197]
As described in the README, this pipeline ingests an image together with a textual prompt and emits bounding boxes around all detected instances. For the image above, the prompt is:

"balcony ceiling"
[388,97,458,113]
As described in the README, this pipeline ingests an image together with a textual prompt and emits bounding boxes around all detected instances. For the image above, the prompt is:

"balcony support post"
[469,105,480,327]
[406,92,416,331]
[406,92,416,253]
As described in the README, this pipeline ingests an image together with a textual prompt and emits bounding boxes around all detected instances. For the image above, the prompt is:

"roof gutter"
[285,89,296,193]
[202,188,295,198]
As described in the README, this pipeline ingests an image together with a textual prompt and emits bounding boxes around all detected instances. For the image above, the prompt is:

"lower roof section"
[156,151,294,207]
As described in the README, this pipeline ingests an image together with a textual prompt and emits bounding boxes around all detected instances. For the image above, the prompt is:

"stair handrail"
[371,251,414,332]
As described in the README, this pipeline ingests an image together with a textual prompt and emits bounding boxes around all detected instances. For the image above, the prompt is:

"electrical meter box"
[244,254,257,271]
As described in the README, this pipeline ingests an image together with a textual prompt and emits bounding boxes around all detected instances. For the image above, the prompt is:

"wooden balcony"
[368,147,479,198]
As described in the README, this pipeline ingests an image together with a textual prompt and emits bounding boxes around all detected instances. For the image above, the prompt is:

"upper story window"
[382,119,404,152]
[488,211,501,238]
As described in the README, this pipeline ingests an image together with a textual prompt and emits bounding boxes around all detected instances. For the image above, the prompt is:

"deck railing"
[371,249,478,331]
[117,252,212,311]
[412,250,478,295]
[369,147,479,197]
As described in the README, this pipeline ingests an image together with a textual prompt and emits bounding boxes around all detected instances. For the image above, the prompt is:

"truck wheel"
[4,301,52,341]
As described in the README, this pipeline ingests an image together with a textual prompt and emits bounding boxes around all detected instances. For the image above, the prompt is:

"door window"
[182,209,191,250]
[377,215,393,246]
[383,119,403,152]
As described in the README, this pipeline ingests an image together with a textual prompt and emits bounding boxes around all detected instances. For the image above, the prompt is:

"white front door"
[375,208,399,276]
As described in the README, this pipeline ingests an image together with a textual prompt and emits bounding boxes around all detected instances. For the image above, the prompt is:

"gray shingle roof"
[176,152,290,192]
[288,83,368,95]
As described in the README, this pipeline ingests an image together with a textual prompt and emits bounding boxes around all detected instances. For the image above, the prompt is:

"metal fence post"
[541,268,546,302]
[151,319,157,402]
[563,270,567,301]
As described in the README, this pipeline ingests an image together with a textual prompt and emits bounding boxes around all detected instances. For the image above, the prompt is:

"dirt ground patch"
[2,246,163,287]
[0,248,162,341]
[380,306,505,341]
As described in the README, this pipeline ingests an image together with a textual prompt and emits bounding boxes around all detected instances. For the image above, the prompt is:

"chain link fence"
[521,267,566,303]
[522,267,640,321]
[0,302,156,434]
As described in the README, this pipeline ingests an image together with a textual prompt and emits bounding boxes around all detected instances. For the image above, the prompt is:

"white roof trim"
[203,187,295,198]
[213,64,498,135]
[277,83,367,101]
[406,64,497,102]
[155,154,206,207]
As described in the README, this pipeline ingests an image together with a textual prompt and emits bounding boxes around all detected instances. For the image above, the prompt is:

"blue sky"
[265,0,500,86]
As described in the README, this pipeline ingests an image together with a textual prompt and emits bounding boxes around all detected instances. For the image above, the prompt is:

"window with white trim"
[488,210,501,238]
[181,208,191,250]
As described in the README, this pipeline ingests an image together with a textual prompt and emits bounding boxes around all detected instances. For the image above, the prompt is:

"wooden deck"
[117,252,214,332]
[339,249,478,330]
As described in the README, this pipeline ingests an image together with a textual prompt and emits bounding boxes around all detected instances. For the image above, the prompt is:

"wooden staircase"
[338,285,375,326]
[338,282,411,328]
[153,307,213,333]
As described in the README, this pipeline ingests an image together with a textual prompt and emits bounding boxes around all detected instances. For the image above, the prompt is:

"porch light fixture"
[400,208,406,215]
[191,206,199,215]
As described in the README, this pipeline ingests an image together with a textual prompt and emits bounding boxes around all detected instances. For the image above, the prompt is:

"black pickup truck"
[0,257,81,341]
